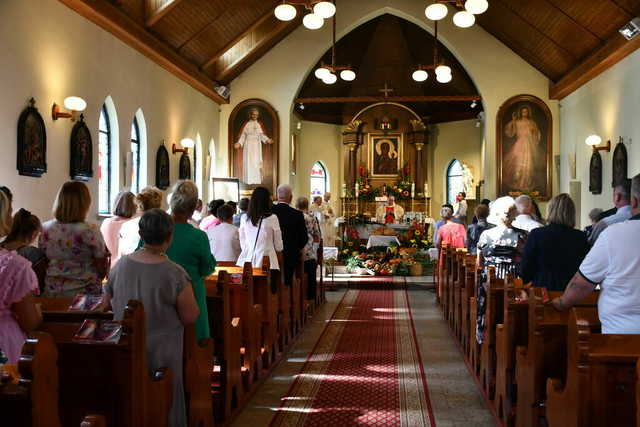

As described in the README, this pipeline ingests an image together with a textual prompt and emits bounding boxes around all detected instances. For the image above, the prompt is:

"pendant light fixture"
[275,1,336,30]
[423,0,488,28]
[412,21,452,84]
[313,1,356,85]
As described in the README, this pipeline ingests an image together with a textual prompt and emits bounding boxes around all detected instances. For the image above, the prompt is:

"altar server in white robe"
[311,193,336,246]
[234,108,273,185]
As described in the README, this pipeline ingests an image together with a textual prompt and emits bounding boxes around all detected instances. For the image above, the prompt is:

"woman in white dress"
[237,187,283,273]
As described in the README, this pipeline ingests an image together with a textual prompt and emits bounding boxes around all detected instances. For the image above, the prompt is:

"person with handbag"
[237,187,283,290]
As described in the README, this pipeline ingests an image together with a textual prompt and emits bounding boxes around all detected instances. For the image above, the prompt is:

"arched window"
[194,134,204,198]
[446,159,464,204]
[130,117,141,193]
[207,139,216,203]
[310,161,328,199]
[98,105,112,214]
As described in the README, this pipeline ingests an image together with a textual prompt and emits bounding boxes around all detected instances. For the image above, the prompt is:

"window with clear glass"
[98,105,111,214]
[446,159,464,204]
[131,117,141,193]
[310,161,327,200]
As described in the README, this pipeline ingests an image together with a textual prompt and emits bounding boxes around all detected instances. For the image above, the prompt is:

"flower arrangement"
[387,163,413,200]
[397,222,432,250]
[356,166,381,201]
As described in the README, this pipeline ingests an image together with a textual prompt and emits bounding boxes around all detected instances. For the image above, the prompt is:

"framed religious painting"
[156,144,170,190]
[589,151,603,195]
[70,115,93,181]
[17,98,47,177]
[368,134,402,177]
[496,95,552,200]
[228,99,279,194]
[612,137,628,187]
[179,152,191,180]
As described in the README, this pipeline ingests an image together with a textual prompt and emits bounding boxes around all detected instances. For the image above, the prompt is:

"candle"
[355,182,359,198]
[424,182,429,198]
[341,183,346,198]
[411,182,415,198]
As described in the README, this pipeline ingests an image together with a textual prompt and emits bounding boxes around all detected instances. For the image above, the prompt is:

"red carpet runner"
[271,289,435,426]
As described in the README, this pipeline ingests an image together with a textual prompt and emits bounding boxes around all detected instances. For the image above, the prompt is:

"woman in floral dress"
[475,196,527,344]
[40,181,109,297]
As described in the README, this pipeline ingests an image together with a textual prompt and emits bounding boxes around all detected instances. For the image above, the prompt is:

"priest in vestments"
[311,193,336,246]
[234,108,272,185]
[376,196,405,224]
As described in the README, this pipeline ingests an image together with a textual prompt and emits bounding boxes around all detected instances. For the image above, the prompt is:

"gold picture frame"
[368,133,403,177]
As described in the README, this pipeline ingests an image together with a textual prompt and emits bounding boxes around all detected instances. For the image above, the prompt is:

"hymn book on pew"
[68,294,104,311]
[73,320,122,344]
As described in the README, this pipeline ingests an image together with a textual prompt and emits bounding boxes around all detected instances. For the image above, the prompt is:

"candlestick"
[424,182,430,198]
[411,182,415,198]
[341,183,346,198]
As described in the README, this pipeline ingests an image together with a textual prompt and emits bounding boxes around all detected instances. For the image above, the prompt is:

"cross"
[379,83,394,98]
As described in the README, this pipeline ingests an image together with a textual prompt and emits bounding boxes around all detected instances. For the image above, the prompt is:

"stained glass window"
[310,161,327,200]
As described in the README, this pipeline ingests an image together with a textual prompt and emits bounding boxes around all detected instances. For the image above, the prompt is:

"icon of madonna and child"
[498,96,552,199]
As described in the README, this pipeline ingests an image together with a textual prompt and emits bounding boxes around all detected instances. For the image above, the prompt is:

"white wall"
[220,0,559,202]
[0,0,220,221]
[431,119,483,212]
[559,49,640,228]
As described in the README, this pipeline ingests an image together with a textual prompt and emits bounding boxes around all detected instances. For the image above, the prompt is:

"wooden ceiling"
[61,0,640,105]
[294,14,483,125]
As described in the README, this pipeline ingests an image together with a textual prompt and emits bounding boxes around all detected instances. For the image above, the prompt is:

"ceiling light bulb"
[64,96,87,112]
[453,10,475,27]
[303,13,324,30]
[435,65,451,75]
[340,69,356,81]
[180,138,195,149]
[585,135,602,146]
[425,3,448,21]
[313,1,336,19]
[471,100,477,108]
[436,73,452,83]
[274,3,297,21]
[315,67,331,79]
[465,0,488,15]
[412,69,429,82]
[323,73,337,84]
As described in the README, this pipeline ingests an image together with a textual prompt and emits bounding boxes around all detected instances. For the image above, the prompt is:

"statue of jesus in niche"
[234,108,273,185]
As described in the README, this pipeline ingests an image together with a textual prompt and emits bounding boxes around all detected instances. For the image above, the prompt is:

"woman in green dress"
[167,180,216,341]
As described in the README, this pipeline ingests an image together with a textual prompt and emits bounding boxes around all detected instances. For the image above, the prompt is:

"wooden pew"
[637,359,640,427]
[460,254,477,358]
[479,267,502,402]
[37,300,172,427]
[514,289,598,427]
[494,277,528,427]
[546,307,640,427]
[452,249,468,340]
[38,297,214,427]
[205,270,242,421]
[213,262,264,389]
[0,331,106,427]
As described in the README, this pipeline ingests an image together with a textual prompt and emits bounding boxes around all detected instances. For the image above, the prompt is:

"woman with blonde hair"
[475,196,527,344]
[100,191,135,268]
[0,191,41,364]
[40,181,109,296]
[521,193,589,291]
[118,186,163,257]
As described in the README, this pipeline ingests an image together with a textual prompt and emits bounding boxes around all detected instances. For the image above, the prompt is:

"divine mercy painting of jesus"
[228,99,279,193]
[496,94,552,200]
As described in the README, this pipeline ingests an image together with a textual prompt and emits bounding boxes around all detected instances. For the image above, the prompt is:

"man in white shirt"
[552,173,640,334]
[206,204,241,262]
[588,179,633,244]
[512,195,543,232]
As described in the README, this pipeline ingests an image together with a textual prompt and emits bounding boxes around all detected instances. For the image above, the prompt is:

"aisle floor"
[231,286,495,427]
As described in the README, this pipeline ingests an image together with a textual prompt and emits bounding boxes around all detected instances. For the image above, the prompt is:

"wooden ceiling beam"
[295,95,481,104]
[201,9,275,71]
[212,19,297,82]
[59,0,228,104]
[550,32,640,100]
[145,0,186,27]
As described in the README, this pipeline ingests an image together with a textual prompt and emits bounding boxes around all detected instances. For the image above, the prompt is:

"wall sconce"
[52,96,87,121]
[172,138,195,154]
[585,135,611,152]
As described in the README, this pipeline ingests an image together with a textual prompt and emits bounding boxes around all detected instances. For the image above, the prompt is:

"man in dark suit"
[272,184,308,286]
